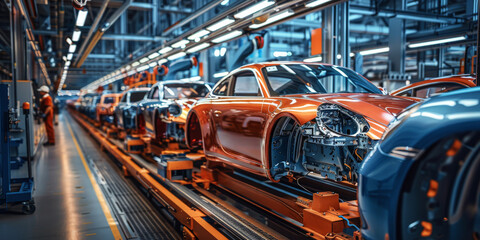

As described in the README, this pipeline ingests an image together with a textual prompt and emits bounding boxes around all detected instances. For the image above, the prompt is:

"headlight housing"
[316,104,370,137]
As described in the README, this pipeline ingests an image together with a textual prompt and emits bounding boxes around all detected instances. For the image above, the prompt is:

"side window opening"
[232,71,261,96]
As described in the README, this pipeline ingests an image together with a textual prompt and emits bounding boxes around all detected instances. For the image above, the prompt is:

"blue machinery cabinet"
[0,84,35,214]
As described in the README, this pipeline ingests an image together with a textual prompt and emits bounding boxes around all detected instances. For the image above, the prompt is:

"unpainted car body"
[185,62,418,183]
[114,88,150,130]
[137,80,210,144]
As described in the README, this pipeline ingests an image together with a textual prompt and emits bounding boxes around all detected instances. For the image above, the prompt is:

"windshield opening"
[130,91,148,102]
[262,64,381,96]
[163,84,209,99]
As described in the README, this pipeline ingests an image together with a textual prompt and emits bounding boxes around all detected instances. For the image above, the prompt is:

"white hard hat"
[37,85,49,93]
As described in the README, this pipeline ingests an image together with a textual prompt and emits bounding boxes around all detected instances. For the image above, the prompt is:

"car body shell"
[358,87,480,239]
[390,75,476,99]
[135,80,210,142]
[114,88,150,130]
[96,93,121,122]
[185,62,418,181]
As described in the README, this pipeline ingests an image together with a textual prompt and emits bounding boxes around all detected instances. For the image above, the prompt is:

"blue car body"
[359,87,480,239]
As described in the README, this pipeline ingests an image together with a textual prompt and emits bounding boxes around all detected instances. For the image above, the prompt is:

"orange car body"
[186,62,418,182]
[96,93,122,122]
[390,75,476,99]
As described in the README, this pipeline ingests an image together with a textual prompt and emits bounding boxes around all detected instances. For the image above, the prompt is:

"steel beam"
[350,5,464,24]
[101,34,167,42]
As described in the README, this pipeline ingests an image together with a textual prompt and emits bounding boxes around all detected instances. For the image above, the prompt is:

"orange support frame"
[69,110,228,240]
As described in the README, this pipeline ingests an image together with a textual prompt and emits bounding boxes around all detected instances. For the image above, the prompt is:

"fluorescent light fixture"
[250,10,294,29]
[149,62,157,67]
[304,56,323,62]
[137,65,149,71]
[306,0,332,8]
[213,72,229,78]
[359,47,389,55]
[139,57,149,63]
[67,53,73,60]
[64,66,69,70]
[125,65,131,70]
[148,52,160,59]
[171,39,190,48]
[188,29,210,41]
[187,43,211,53]
[131,61,140,67]
[158,59,168,65]
[66,37,73,45]
[189,76,201,81]
[127,70,136,76]
[221,0,229,5]
[72,30,81,41]
[273,51,292,57]
[234,0,275,19]
[212,30,243,43]
[409,36,466,48]
[167,52,186,60]
[63,56,67,61]
[159,47,173,54]
[68,44,77,53]
[76,9,88,27]
[207,17,235,31]
[350,52,355,57]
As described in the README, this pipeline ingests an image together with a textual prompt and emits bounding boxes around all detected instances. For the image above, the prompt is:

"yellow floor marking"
[66,121,123,240]
[85,233,97,236]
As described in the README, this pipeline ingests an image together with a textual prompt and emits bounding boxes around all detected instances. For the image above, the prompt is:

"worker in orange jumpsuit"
[38,85,55,146]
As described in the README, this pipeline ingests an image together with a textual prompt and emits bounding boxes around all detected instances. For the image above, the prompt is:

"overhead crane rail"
[68,108,362,240]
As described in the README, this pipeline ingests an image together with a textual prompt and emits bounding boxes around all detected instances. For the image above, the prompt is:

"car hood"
[288,93,418,139]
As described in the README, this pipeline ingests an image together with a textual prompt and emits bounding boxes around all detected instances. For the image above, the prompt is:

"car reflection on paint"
[390,74,476,99]
[185,62,418,184]
[358,87,480,240]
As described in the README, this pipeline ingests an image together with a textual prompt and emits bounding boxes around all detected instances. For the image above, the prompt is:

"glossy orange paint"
[390,74,476,98]
[186,62,417,181]
[96,93,122,122]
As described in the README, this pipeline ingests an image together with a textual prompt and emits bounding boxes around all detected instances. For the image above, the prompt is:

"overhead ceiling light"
[213,72,229,78]
[139,57,149,63]
[212,30,243,43]
[125,65,131,70]
[171,39,190,48]
[158,59,168,65]
[187,43,211,53]
[273,51,292,57]
[359,47,389,55]
[304,56,323,62]
[167,52,186,60]
[137,65,149,72]
[206,17,235,31]
[76,9,88,27]
[131,61,140,67]
[234,0,275,19]
[306,0,332,8]
[149,62,157,67]
[67,53,73,60]
[66,37,73,45]
[159,47,173,54]
[250,10,294,29]
[63,56,67,61]
[408,36,466,48]
[148,52,160,59]
[188,29,210,41]
[68,44,77,53]
[72,30,81,41]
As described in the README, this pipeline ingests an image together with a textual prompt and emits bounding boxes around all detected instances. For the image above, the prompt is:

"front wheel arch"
[264,113,306,182]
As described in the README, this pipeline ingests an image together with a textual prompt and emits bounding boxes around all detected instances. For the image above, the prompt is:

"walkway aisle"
[0,113,121,240]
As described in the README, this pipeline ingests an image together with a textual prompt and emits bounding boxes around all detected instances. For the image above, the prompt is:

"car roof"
[239,61,334,69]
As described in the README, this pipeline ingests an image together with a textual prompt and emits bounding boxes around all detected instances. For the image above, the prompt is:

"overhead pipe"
[162,0,225,36]
[74,0,111,66]
[75,0,132,67]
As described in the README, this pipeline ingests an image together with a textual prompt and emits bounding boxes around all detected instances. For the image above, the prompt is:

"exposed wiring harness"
[338,215,360,231]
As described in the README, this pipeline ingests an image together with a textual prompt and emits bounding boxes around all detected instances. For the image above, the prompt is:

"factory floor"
[0,112,178,240]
